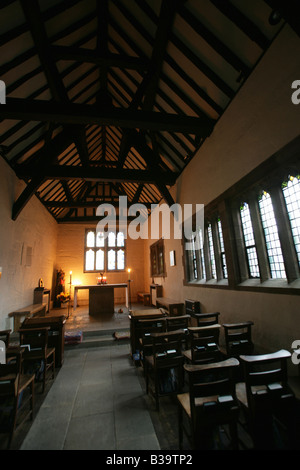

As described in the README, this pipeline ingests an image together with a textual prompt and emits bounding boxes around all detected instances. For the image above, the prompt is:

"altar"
[73,283,129,316]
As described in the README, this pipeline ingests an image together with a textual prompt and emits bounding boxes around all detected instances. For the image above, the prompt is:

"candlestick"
[128,268,131,280]
[70,271,72,284]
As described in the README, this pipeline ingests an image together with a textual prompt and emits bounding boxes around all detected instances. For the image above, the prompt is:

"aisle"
[21,343,160,450]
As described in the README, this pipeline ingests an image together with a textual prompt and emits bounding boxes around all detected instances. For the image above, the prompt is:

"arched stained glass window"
[258,191,286,279]
[96,231,105,247]
[96,249,104,271]
[85,249,95,271]
[108,249,116,270]
[282,175,300,267]
[108,232,116,247]
[117,249,125,270]
[207,223,217,279]
[217,218,228,279]
[117,232,125,247]
[240,202,260,278]
[86,231,95,248]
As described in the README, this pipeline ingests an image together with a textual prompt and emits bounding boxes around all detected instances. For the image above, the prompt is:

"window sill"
[237,278,300,291]
[185,279,229,288]
[184,277,300,295]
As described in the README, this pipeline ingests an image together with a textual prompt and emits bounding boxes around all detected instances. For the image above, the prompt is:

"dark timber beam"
[1,98,214,135]
[16,165,177,186]
[210,0,270,49]
[12,176,45,221]
[42,200,153,209]
[51,45,149,71]
[20,0,90,167]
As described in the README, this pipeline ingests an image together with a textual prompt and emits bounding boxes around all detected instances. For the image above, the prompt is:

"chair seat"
[177,392,221,419]
[22,346,55,360]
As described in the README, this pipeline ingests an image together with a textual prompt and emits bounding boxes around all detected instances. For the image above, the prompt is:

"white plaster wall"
[143,26,300,373]
[0,158,58,330]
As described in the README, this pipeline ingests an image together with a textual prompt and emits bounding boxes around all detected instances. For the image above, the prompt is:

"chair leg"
[229,421,239,449]
[178,404,183,450]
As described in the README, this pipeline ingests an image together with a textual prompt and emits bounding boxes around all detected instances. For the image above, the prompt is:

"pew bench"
[8,303,47,332]
[156,297,184,316]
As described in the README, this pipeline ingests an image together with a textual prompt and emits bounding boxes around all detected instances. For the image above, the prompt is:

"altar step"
[64,328,130,349]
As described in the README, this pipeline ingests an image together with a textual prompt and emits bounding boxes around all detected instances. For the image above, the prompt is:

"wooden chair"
[18,327,55,393]
[0,348,35,449]
[222,322,254,357]
[183,325,221,365]
[145,330,185,411]
[166,315,190,332]
[137,318,166,371]
[236,349,296,449]
[0,330,11,347]
[177,358,240,449]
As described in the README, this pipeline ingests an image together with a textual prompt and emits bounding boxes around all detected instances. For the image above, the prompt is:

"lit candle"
[70,271,72,284]
[128,268,131,280]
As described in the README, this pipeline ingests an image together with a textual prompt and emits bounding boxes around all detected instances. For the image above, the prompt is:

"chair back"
[239,349,294,415]
[138,318,166,346]
[151,330,185,367]
[0,351,23,398]
[185,358,240,426]
[188,325,221,364]
[166,315,190,332]
[223,321,254,356]
[18,327,50,354]
[0,330,11,347]
[195,312,220,327]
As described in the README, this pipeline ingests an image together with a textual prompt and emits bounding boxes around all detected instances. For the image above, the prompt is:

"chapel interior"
[0,0,300,452]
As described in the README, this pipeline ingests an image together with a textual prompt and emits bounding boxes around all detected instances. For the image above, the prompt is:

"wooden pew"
[20,315,66,367]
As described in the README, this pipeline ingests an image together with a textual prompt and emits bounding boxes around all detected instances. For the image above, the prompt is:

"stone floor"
[20,342,161,450]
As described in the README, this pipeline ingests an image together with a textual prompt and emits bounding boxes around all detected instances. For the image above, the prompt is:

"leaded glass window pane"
[258,191,286,279]
[96,249,104,271]
[207,223,217,279]
[282,175,300,267]
[217,219,228,279]
[96,231,105,247]
[117,249,125,270]
[85,249,95,271]
[117,232,125,247]
[108,249,116,270]
[240,202,260,278]
[198,229,206,279]
[86,231,95,247]
[108,232,116,247]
